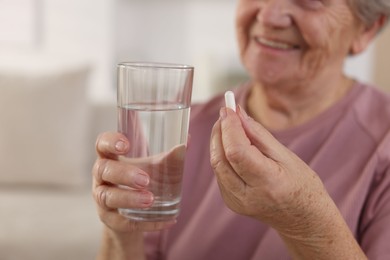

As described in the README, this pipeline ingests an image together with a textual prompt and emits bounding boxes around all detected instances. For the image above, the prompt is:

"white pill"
[224,91,236,112]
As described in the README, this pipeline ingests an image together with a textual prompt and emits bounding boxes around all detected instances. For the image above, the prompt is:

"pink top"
[145,82,390,260]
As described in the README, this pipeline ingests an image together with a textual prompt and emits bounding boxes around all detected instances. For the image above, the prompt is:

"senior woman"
[93,0,390,259]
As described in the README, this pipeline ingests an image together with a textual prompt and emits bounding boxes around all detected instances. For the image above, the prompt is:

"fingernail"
[115,140,126,152]
[219,107,227,119]
[238,105,250,120]
[134,173,149,187]
[139,191,154,205]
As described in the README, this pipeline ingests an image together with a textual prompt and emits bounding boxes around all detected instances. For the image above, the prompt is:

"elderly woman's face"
[236,0,364,87]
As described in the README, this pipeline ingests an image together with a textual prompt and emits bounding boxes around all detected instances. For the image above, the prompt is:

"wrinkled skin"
[210,106,331,233]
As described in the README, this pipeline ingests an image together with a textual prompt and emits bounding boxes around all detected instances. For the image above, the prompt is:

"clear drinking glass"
[117,62,194,222]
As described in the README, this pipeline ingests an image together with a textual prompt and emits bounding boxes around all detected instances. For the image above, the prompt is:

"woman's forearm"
[97,227,146,260]
[277,199,367,260]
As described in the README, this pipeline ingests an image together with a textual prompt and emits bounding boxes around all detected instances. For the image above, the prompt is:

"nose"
[257,0,292,28]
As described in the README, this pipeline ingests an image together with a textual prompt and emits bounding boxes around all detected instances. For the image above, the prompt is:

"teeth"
[256,37,295,50]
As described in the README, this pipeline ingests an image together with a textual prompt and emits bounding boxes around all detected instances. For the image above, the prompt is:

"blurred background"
[0,0,389,259]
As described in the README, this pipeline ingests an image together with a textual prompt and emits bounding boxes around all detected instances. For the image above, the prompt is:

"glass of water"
[117,62,194,222]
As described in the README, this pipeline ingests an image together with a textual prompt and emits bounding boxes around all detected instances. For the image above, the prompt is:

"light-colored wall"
[0,0,115,102]
[115,1,243,102]
[344,44,375,86]
[44,0,116,102]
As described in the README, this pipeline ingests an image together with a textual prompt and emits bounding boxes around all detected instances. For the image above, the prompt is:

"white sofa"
[0,58,117,260]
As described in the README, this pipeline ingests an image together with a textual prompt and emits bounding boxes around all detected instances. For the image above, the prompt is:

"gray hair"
[350,0,390,26]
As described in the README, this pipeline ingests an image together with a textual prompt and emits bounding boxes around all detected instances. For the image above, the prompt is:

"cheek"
[236,23,248,59]
[235,2,260,58]
[300,9,356,58]
[298,19,340,75]
[298,34,353,82]
[300,16,329,51]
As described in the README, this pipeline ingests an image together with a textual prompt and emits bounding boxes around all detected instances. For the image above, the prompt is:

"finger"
[237,105,288,161]
[210,118,246,194]
[93,158,150,188]
[219,107,279,186]
[153,144,186,185]
[219,107,251,149]
[96,132,130,160]
[93,184,154,210]
[98,210,176,233]
[187,133,191,148]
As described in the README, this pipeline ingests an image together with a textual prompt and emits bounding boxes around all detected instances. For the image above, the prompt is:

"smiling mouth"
[255,37,299,50]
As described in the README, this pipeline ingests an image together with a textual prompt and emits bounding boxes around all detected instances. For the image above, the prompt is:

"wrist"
[97,227,145,260]
[275,198,366,259]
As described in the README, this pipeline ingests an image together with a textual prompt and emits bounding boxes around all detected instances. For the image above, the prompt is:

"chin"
[247,65,290,87]
[255,71,309,90]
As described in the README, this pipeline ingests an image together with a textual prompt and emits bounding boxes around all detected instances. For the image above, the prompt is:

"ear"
[350,15,387,55]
